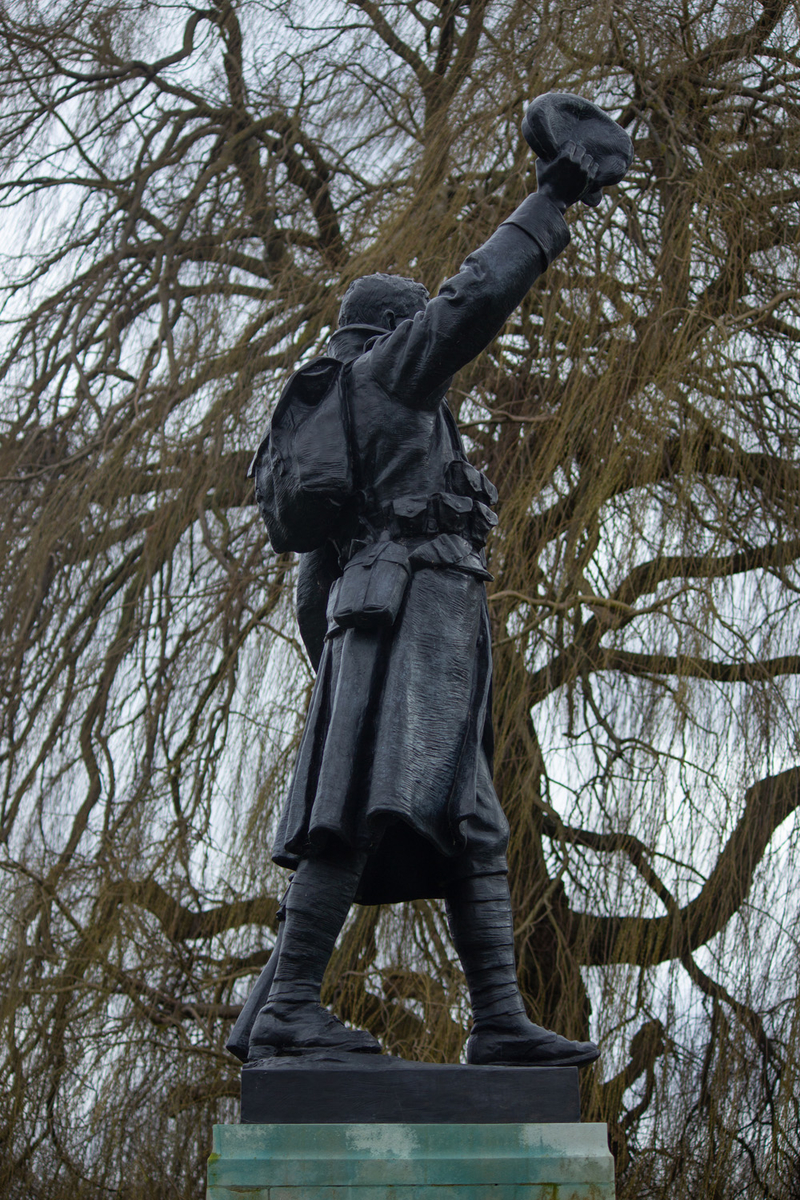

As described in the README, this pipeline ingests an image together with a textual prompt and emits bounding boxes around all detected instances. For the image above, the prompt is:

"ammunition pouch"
[330,539,412,631]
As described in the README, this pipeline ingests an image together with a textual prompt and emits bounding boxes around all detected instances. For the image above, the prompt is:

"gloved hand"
[535,141,602,212]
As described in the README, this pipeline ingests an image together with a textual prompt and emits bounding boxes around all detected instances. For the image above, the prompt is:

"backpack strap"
[441,400,467,462]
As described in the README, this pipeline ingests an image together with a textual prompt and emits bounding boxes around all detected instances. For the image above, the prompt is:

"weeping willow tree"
[1,0,800,1196]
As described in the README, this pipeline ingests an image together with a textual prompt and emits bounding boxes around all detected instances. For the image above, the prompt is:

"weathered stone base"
[206,1122,616,1199]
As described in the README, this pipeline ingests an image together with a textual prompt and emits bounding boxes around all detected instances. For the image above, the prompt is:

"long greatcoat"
[269,193,570,904]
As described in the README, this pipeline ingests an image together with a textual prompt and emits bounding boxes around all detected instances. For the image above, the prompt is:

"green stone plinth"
[207,1122,615,1199]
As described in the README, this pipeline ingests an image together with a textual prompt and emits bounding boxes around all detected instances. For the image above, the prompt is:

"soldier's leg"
[444,751,599,1066]
[444,871,525,1024]
[445,871,599,1066]
[248,849,380,1059]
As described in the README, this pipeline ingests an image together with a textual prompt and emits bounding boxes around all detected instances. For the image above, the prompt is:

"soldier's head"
[338,273,429,332]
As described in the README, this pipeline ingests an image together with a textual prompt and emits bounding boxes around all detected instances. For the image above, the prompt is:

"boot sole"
[469,1047,600,1068]
[248,1039,381,1062]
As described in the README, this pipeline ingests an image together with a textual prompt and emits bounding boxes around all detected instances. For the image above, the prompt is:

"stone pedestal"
[209,1058,615,1199]
[207,1121,615,1199]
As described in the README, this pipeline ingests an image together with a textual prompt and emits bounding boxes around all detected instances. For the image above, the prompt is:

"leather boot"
[248,852,380,1060]
[445,873,599,1067]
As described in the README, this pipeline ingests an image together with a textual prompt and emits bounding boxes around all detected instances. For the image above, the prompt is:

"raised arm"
[359,144,599,408]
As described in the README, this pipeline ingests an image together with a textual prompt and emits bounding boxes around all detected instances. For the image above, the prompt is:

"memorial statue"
[233,95,633,1069]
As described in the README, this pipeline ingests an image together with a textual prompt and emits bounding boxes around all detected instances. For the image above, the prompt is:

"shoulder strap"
[441,401,468,461]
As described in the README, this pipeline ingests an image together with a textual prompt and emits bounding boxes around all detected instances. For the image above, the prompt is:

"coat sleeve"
[358,192,570,410]
[296,542,341,672]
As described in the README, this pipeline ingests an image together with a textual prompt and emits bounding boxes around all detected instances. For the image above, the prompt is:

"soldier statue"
[236,95,633,1069]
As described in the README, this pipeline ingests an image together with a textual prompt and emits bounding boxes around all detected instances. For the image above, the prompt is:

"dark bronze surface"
[241,1059,581,1124]
[230,94,632,1070]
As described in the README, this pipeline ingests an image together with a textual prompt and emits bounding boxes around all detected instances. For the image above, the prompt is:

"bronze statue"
[234,95,633,1068]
